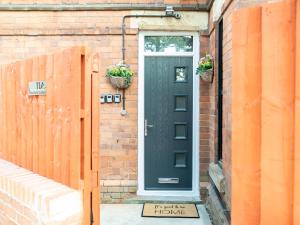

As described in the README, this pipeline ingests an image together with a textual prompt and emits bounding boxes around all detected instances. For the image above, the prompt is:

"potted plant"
[106,63,134,89]
[196,55,214,83]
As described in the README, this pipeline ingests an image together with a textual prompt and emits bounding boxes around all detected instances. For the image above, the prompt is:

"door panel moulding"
[0,3,208,12]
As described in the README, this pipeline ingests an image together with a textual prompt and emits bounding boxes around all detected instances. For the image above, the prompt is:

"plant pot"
[108,76,131,89]
[200,69,213,83]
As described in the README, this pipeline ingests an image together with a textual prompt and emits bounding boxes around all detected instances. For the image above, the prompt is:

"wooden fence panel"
[0,47,100,225]
[232,1,297,225]
[232,6,262,225]
[294,0,300,224]
[0,47,83,189]
[261,2,295,225]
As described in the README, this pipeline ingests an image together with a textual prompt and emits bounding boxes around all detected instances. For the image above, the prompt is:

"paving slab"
[100,204,212,225]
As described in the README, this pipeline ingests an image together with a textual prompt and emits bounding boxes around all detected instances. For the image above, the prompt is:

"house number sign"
[28,81,47,96]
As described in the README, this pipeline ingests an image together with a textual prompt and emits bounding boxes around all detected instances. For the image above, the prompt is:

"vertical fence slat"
[8,63,14,163]
[69,48,81,189]
[60,49,69,186]
[19,60,27,168]
[0,66,3,159]
[15,62,21,166]
[38,55,47,177]
[27,59,34,171]
[25,59,34,171]
[61,48,78,187]
[0,66,5,160]
[4,65,10,162]
[1,65,5,160]
[91,53,100,225]
[5,64,11,162]
[261,2,295,225]
[45,54,54,179]
[5,65,9,162]
[8,64,13,162]
[294,0,300,224]
[82,47,92,225]
[32,59,39,173]
[232,7,262,225]
[52,51,63,183]
[15,62,21,167]
[10,63,17,165]
[13,63,18,165]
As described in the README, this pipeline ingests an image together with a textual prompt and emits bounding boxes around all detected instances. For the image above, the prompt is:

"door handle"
[145,119,154,136]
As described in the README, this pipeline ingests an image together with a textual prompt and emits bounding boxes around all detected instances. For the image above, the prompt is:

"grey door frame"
[137,31,200,197]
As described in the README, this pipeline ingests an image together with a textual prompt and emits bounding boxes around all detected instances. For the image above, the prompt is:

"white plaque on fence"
[28,81,47,96]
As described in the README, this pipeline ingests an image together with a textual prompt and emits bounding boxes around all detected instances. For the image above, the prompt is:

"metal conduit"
[120,11,181,115]
[0,3,208,11]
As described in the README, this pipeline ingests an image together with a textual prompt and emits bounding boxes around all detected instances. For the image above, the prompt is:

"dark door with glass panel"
[144,56,193,190]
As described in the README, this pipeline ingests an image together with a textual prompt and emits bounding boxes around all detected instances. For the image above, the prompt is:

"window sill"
[208,163,225,194]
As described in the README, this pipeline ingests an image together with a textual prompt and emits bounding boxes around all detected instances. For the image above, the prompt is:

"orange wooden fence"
[294,1,300,224]
[0,47,99,225]
[232,1,299,225]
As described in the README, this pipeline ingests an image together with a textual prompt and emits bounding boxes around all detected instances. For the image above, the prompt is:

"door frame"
[137,31,200,197]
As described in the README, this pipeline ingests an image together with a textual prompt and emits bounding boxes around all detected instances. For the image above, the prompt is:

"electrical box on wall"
[106,94,113,103]
[114,94,121,103]
[100,95,106,104]
[100,93,122,104]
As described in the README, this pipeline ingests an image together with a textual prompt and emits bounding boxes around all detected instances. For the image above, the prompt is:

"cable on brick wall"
[120,8,181,116]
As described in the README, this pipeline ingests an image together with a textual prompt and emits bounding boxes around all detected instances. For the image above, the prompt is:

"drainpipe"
[120,7,181,115]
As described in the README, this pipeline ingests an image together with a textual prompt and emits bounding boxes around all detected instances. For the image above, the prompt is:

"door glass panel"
[175,67,187,82]
[174,152,187,168]
[174,123,187,139]
[144,36,193,53]
[175,95,187,111]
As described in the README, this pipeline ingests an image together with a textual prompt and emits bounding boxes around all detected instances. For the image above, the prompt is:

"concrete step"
[124,196,203,204]
[101,204,213,225]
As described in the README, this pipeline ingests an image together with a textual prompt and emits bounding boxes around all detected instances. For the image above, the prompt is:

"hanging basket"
[108,76,132,89]
[200,69,213,83]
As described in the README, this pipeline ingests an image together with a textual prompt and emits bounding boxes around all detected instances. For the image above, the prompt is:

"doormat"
[142,203,199,218]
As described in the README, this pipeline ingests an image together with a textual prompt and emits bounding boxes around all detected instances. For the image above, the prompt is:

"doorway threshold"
[124,196,202,204]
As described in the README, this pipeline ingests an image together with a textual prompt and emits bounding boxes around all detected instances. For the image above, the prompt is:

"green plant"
[106,63,134,86]
[196,55,213,75]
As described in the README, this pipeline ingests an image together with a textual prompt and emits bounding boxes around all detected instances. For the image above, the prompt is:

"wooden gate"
[0,46,100,225]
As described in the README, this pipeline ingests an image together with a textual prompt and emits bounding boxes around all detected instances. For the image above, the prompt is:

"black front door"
[144,56,193,190]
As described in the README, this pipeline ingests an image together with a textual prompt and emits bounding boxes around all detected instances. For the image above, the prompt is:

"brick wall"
[0,159,83,225]
[0,4,210,202]
[0,11,139,203]
[208,22,217,163]
[100,180,137,203]
[199,33,211,179]
[219,0,235,208]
